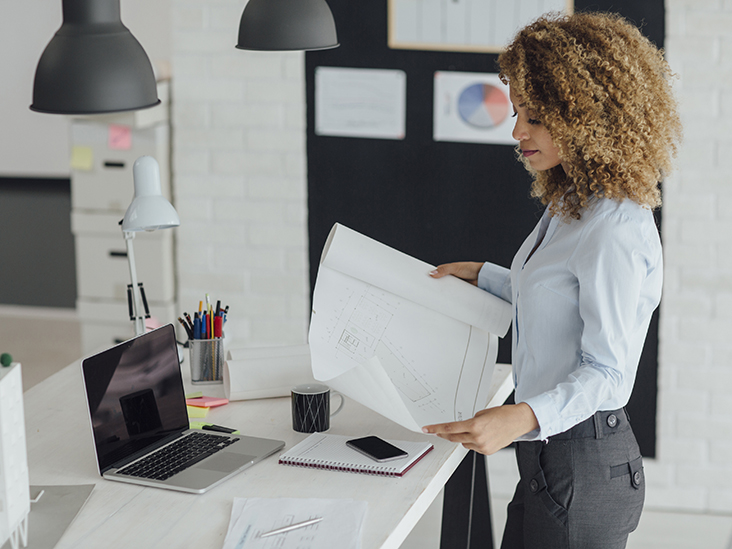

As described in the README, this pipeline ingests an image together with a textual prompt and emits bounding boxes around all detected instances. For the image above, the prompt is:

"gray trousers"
[500,409,645,549]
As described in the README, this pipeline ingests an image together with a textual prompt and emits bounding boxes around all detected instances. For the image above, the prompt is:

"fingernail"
[422,427,430,433]
[429,270,438,276]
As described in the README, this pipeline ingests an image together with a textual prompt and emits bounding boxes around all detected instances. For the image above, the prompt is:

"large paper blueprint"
[308,223,512,432]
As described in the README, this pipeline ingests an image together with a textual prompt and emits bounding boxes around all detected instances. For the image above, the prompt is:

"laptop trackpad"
[198,452,255,473]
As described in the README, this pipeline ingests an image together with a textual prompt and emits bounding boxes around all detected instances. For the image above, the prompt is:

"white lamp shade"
[122,156,180,232]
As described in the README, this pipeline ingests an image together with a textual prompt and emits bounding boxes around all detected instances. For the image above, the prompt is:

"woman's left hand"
[422,403,539,455]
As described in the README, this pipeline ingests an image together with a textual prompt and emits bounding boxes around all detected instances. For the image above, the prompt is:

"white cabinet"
[71,81,177,355]
[70,123,170,212]
[72,212,175,303]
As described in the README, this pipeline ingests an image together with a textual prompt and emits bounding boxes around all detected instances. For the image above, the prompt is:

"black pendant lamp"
[236,0,339,51]
[31,0,159,115]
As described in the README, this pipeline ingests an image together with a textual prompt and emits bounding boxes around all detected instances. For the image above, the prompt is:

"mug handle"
[331,390,345,417]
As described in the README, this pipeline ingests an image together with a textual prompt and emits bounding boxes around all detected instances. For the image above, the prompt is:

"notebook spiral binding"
[278,457,400,477]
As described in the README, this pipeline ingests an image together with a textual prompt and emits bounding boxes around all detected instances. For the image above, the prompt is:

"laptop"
[81,324,285,494]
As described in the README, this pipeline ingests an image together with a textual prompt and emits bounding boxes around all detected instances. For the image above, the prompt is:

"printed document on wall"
[315,67,406,140]
[308,223,512,432]
[434,71,515,145]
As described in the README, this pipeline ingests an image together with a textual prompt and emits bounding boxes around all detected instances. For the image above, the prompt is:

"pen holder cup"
[189,338,225,384]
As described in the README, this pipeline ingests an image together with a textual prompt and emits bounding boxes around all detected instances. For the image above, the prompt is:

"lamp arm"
[123,230,146,336]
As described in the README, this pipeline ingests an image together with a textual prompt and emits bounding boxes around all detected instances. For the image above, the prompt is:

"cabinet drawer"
[78,299,177,355]
[80,321,136,356]
[74,231,175,301]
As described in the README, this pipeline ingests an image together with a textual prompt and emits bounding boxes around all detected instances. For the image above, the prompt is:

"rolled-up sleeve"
[478,262,512,303]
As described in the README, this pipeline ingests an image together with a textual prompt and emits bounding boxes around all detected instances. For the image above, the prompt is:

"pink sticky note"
[108,124,132,150]
[186,396,229,408]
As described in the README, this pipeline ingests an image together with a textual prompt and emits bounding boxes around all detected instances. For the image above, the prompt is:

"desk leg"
[440,450,494,549]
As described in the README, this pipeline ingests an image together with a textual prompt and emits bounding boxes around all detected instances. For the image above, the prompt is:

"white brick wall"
[170,0,310,347]
[652,0,732,514]
[168,0,732,515]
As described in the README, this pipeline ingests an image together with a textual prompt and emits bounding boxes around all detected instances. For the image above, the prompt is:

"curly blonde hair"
[498,11,682,219]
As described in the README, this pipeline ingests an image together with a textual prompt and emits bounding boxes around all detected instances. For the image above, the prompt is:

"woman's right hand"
[429,262,484,286]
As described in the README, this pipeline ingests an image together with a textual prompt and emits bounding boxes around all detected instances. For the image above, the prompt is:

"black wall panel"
[306,0,664,456]
[0,177,77,308]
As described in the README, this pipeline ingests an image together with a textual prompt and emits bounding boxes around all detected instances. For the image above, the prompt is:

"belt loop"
[593,412,603,439]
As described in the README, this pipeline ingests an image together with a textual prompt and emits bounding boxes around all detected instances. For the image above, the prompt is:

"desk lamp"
[121,156,179,336]
[236,0,339,51]
[30,0,159,114]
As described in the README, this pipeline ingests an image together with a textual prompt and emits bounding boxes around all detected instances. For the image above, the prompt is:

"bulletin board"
[306,0,665,457]
[388,0,575,53]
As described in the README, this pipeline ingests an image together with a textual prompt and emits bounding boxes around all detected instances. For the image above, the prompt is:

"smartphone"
[346,436,408,462]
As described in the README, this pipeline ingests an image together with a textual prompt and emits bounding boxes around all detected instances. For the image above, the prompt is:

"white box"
[0,363,30,549]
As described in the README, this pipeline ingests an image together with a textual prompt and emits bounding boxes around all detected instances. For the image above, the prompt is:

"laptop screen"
[82,324,188,473]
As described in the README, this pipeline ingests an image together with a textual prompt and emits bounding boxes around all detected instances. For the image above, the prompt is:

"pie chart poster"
[433,71,514,145]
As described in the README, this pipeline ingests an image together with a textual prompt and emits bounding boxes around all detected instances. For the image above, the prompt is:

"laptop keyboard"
[117,432,237,481]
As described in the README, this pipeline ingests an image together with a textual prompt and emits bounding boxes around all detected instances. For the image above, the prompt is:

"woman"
[423,12,681,548]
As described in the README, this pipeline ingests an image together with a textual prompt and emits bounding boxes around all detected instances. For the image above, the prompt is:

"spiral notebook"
[279,433,433,477]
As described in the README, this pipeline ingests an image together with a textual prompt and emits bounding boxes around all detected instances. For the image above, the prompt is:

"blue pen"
[193,312,201,339]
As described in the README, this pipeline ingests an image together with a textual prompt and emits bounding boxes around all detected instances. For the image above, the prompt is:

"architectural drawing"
[309,223,510,431]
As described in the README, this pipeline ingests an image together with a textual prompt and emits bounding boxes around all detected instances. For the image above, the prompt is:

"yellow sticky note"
[187,405,209,418]
[185,391,203,399]
[70,146,94,171]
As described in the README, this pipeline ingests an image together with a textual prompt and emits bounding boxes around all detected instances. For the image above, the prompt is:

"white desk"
[22,355,511,548]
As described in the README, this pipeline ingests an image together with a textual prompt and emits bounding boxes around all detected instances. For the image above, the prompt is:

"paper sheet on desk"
[309,223,512,432]
[222,497,367,549]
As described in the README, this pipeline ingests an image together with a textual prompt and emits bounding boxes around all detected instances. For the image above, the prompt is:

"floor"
[4,305,732,548]
[0,305,81,391]
[403,453,732,549]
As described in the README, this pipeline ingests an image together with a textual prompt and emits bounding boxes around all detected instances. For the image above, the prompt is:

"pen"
[209,302,215,377]
[193,312,201,340]
[201,423,237,434]
[258,517,324,538]
[178,317,193,339]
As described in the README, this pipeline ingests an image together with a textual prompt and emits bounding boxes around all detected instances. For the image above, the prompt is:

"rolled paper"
[223,344,317,401]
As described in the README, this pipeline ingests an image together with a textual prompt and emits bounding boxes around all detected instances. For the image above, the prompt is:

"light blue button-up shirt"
[477,197,663,441]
